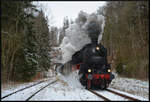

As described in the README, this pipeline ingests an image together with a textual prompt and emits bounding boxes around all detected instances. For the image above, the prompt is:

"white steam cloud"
[59,11,105,64]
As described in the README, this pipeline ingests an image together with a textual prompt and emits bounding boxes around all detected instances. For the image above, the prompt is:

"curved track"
[1,78,51,99]
[25,79,58,101]
[1,78,58,101]
[106,89,141,101]
[87,89,142,101]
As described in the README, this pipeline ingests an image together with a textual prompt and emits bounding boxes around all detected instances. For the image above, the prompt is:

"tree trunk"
[9,49,17,80]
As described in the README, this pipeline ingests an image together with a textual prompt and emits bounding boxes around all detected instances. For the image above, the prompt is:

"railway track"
[1,78,51,99]
[87,88,142,101]
[26,79,58,101]
[87,89,111,101]
[106,89,141,101]
[1,78,58,101]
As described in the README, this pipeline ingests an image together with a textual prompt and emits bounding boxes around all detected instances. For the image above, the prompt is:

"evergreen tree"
[34,10,51,72]
[99,1,149,79]
[1,1,40,82]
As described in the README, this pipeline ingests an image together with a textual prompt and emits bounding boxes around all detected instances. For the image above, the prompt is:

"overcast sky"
[36,1,106,28]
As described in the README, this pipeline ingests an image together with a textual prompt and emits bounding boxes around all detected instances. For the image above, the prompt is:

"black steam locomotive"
[71,43,115,89]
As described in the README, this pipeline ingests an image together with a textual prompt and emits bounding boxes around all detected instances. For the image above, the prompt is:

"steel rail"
[26,79,58,101]
[87,89,111,101]
[1,78,51,99]
[106,89,141,101]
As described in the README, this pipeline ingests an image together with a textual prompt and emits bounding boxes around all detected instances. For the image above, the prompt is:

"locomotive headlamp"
[108,69,111,72]
[88,69,91,73]
[96,46,100,50]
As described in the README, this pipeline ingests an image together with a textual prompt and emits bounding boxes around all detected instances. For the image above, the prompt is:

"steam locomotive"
[71,43,115,89]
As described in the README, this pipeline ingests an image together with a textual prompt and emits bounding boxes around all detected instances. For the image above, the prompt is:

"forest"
[1,1,53,82]
[100,1,149,79]
[1,1,149,83]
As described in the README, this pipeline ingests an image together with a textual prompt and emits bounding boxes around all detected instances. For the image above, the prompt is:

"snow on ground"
[1,72,102,101]
[1,77,56,101]
[58,70,84,90]
[110,72,149,99]
[1,78,50,97]
[30,74,102,101]
[95,89,129,101]
[1,71,149,101]
[107,88,148,101]
[2,81,49,101]
[57,71,148,101]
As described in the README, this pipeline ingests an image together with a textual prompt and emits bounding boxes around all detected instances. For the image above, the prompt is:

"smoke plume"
[59,11,105,63]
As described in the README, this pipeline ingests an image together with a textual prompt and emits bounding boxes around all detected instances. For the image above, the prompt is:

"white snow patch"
[1,73,149,101]
[108,88,149,101]
[1,77,56,101]
[58,70,84,90]
[110,74,149,99]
